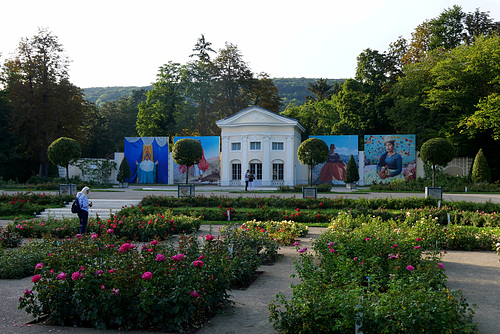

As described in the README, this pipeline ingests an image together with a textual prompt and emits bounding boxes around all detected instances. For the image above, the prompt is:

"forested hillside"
[83,78,344,109]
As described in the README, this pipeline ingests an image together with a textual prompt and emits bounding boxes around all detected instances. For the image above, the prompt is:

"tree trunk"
[186,165,190,184]
[39,162,49,178]
[309,166,312,186]
[65,165,70,184]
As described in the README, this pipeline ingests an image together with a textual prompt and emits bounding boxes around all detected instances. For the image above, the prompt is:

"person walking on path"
[244,169,250,191]
[248,172,255,191]
[77,186,92,233]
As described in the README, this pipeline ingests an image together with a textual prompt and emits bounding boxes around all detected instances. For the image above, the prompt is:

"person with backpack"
[76,186,92,233]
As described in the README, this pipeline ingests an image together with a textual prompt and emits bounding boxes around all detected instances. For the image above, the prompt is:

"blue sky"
[1,0,499,88]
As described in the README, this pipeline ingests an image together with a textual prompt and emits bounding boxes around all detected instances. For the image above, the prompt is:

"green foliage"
[47,137,82,184]
[241,220,308,245]
[297,138,329,185]
[344,154,360,184]
[172,139,203,183]
[0,227,22,248]
[472,148,491,183]
[116,157,131,183]
[269,216,478,333]
[0,239,55,279]
[17,225,278,331]
[2,28,89,177]
[420,137,455,186]
[277,183,332,193]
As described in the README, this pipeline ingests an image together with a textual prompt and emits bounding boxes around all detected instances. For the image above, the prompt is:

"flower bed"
[0,192,73,218]
[241,220,308,245]
[269,214,478,333]
[19,224,279,331]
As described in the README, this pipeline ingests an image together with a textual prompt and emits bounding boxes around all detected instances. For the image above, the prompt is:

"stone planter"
[346,182,357,190]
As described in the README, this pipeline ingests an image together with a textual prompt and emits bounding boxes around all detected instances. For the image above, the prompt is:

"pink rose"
[57,272,67,280]
[118,243,135,254]
[298,248,307,253]
[35,263,44,270]
[75,234,83,239]
[193,260,204,267]
[72,271,83,280]
[150,240,159,245]
[171,254,186,262]
[106,229,114,234]
[31,274,41,283]
[406,265,415,272]
[190,291,200,298]
[205,234,215,241]
[142,271,153,280]
[155,254,166,262]
[91,234,98,239]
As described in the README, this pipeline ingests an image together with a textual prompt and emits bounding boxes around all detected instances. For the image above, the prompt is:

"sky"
[1,0,499,88]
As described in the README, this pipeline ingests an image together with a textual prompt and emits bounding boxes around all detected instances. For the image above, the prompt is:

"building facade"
[216,106,306,186]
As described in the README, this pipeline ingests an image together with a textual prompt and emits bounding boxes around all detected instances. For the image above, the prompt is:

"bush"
[0,227,22,248]
[269,216,477,333]
[0,239,55,279]
[472,148,491,183]
[344,154,359,184]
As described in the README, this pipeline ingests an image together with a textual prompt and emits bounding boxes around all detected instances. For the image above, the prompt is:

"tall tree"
[136,62,196,137]
[2,28,89,177]
[211,43,254,120]
[306,78,333,102]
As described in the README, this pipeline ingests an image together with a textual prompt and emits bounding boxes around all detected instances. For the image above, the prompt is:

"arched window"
[230,160,241,180]
[272,159,284,180]
[249,159,262,180]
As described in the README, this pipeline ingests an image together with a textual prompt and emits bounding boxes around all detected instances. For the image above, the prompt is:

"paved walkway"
[1,186,499,333]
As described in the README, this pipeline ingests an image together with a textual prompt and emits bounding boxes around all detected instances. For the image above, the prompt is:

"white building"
[216,106,306,186]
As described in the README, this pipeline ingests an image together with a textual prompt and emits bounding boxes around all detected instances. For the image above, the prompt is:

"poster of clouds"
[173,136,220,184]
[364,134,416,184]
[310,135,358,185]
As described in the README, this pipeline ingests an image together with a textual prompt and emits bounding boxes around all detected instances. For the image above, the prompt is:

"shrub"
[0,239,55,279]
[0,227,22,248]
[269,216,477,333]
[241,220,308,245]
[471,148,491,183]
[116,156,131,183]
[344,154,359,184]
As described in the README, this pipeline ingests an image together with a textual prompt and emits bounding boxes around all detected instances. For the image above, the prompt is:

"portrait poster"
[364,134,416,184]
[173,136,220,184]
[310,135,358,185]
[124,137,169,184]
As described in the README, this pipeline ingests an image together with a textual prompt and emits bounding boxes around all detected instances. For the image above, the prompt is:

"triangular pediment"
[216,106,305,132]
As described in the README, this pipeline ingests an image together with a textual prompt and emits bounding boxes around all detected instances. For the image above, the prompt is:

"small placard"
[302,187,317,199]
[178,184,195,198]
[59,184,77,195]
[425,187,443,200]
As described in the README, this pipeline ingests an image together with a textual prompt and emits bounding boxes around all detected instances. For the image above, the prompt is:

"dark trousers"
[245,180,249,191]
[78,210,89,234]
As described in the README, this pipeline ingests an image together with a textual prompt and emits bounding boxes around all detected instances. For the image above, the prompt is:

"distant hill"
[83,78,345,109]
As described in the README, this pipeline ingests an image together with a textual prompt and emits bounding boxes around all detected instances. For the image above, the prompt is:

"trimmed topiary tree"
[419,138,455,187]
[297,138,329,186]
[344,154,360,185]
[471,149,491,183]
[47,137,82,184]
[172,139,203,184]
[117,156,132,184]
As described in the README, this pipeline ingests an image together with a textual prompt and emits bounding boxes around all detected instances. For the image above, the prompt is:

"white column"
[241,135,248,184]
[263,135,270,186]
[285,135,294,186]
[221,136,230,186]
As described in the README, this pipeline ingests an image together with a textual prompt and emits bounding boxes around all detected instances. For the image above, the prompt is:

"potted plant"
[47,137,82,195]
[117,156,132,188]
[172,138,203,197]
[344,154,359,190]
[297,138,328,198]
[419,137,454,199]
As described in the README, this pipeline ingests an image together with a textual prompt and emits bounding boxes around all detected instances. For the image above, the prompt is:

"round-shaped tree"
[117,156,132,184]
[344,154,360,184]
[47,137,82,184]
[297,138,328,186]
[471,148,491,183]
[172,139,203,184]
[419,138,455,187]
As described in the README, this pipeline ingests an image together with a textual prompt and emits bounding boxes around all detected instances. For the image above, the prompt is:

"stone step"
[36,199,139,220]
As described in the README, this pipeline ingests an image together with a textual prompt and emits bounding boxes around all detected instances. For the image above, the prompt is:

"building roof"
[216,106,305,132]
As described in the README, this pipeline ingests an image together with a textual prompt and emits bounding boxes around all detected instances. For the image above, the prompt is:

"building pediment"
[216,106,305,132]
